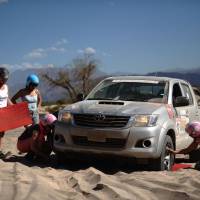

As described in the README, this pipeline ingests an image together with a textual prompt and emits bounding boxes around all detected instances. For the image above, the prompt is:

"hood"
[63,100,164,116]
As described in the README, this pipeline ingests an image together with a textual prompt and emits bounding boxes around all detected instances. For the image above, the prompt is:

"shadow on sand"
[3,153,198,174]
[3,153,151,174]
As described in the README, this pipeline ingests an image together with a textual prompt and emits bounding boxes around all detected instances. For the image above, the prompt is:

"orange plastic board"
[0,102,32,132]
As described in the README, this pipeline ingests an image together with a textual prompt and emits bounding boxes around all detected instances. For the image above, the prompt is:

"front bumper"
[54,121,165,159]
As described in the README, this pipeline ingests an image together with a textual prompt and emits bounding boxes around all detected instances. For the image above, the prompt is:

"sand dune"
[1,162,200,200]
[0,128,200,200]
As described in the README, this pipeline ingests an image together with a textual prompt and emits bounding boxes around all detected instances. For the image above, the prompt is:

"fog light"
[143,140,151,148]
[54,134,65,143]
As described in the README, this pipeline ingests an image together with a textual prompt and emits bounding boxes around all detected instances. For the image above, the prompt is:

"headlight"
[58,111,73,123]
[133,115,158,127]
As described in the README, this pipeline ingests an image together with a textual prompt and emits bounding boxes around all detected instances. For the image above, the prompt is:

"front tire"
[150,135,174,171]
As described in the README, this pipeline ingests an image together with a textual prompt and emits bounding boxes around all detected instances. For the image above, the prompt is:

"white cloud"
[48,46,66,52]
[78,47,96,55]
[45,64,55,68]
[0,63,25,72]
[102,52,112,57]
[25,48,46,59]
[24,47,65,60]
[0,64,11,69]
[22,62,39,68]
[56,38,68,46]
[85,47,96,55]
[78,47,111,57]
[24,38,67,60]
[21,62,56,69]
[0,0,8,4]
[0,62,56,72]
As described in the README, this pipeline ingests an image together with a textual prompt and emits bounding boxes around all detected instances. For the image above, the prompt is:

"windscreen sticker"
[166,104,175,119]
[176,116,189,135]
[179,109,189,116]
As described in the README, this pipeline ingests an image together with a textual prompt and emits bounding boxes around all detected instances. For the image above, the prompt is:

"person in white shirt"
[0,67,13,158]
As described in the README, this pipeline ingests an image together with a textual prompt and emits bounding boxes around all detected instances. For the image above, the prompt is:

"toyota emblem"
[95,113,106,121]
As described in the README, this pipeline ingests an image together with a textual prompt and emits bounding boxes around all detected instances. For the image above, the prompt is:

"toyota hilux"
[54,76,200,170]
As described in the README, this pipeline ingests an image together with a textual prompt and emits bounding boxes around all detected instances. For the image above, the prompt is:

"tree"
[42,53,101,102]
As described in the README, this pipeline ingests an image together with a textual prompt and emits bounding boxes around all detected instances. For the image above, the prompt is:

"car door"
[181,82,199,121]
[172,82,193,149]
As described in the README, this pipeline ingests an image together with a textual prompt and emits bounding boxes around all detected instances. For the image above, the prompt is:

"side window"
[193,87,200,106]
[172,83,182,106]
[172,83,182,98]
[181,83,194,105]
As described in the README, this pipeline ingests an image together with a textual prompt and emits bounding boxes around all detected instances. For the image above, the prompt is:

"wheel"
[150,135,175,171]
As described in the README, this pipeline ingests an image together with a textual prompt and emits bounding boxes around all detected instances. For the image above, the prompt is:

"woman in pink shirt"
[17,113,57,161]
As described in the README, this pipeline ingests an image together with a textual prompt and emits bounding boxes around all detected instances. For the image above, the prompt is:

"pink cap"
[185,121,200,138]
[41,113,57,125]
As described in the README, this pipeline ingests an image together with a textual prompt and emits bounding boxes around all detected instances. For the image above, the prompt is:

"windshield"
[87,79,168,103]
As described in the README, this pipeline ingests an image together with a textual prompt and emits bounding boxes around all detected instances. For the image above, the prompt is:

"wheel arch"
[156,126,176,157]
[150,129,176,171]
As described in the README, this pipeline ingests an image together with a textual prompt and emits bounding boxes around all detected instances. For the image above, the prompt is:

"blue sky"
[0,0,200,74]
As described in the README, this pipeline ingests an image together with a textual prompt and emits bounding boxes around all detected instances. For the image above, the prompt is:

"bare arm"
[168,140,198,155]
[7,98,13,106]
[11,89,24,103]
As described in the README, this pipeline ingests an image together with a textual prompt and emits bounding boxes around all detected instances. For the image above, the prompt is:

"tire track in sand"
[9,162,38,200]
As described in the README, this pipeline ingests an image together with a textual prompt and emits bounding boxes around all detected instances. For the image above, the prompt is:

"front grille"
[73,114,130,128]
[72,136,126,148]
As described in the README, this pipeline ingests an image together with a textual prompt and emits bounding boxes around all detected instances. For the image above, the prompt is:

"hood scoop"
[98,101,124,105]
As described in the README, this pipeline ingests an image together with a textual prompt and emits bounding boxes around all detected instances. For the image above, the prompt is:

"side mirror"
[174,96,189,107]
[76,93,84,102]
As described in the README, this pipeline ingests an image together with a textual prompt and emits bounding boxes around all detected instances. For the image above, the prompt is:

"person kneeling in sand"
[168,121,200,169]
[17,113,57,161]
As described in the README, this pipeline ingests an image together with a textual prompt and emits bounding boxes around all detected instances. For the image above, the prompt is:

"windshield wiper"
[124,98,147,102]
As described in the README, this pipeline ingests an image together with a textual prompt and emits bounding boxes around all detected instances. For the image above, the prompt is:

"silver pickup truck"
[54,76,200,170]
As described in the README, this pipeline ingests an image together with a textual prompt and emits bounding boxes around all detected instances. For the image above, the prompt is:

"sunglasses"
[0,77,8,83]
[29,83,38,87]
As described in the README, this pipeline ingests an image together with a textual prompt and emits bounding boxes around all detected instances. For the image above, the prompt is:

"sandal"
[0,151,5,159]
[3,151,12,159]
[0,151,12,159]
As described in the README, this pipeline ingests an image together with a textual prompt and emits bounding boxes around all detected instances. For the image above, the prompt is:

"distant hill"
[147,69,200,86]
[110,67,200,86]
[7,67,200,102]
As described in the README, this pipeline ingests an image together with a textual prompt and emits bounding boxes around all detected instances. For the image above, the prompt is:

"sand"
[0,128,200,200]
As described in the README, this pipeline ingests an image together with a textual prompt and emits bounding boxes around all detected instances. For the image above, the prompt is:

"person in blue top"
[11,74,42,125]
